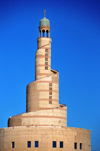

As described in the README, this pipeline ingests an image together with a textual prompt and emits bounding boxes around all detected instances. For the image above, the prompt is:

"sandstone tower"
[0,14,91,151]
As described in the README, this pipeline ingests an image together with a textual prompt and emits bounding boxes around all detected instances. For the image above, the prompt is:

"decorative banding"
[10,115,66,120]
[27,99,58,102]
[35,81,58,84]
[23,124,64,127]
[36,73,51,75]
[36,64,50,67]
[39,107,67,111]
[27,81,58,89]
[27,90,58,93]
[37,99,58,101]
[39,47,50,50]
[26,107,66,111]
[36,56,51,58]
[38,44,50,49]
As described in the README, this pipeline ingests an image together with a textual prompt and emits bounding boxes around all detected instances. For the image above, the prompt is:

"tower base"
[0,126,91,151]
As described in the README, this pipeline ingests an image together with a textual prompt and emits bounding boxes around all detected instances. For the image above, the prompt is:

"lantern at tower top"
[39,11,50,38]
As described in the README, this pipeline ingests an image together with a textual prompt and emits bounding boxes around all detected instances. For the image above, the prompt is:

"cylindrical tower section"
[36,37,51,80]
[26,81,39,112]
[26,77,59,113]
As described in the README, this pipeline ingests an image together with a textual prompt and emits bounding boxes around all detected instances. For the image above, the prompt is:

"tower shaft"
[8,17,67,127]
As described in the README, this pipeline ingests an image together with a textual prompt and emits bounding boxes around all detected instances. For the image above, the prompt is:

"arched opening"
[39,29,50,37]
[46,30,49,37]
[42,30,45,37]
[40,30,42,37]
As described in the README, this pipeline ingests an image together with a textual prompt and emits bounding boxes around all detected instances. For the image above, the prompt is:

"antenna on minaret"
[44,10,46,18]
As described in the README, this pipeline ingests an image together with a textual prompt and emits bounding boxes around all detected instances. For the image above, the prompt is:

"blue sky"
[0,0,100,151]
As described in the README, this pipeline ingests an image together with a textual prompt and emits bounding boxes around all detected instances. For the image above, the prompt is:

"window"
[60,141,63,148]
[45,58,48,61]
[74,142,77,149]
[49,83,52,86]
[49,101,52,104]
[42,30,45,37]
[49,92,52,95]
[27,141,31,148]
[53,141,56,148]
[45,49,48,52]
[49,96,52,99]
[46,31,49,37]
[80,143,82,149]
[45,66,48,70]
[45,53,48,57]
[49,87,52,90]
[12,142,15,148]
[35,141,39,148]
[45,62,48,65]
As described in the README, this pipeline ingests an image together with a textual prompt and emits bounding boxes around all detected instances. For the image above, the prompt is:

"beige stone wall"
[36,37,51,80]
[26,75,59,112]
[37,37,51,49]
[0,126,91,151]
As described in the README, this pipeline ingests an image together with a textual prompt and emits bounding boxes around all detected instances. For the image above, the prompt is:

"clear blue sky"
[0,0,100,151]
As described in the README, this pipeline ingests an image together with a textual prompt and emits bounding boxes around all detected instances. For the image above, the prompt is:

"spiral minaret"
[8,16,67,127]
[0,14,91,151]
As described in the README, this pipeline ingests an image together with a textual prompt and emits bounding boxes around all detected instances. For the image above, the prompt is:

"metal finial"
[44,10,46,17]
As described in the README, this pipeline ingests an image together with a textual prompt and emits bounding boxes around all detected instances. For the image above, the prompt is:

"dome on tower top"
[40,17,50,26]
